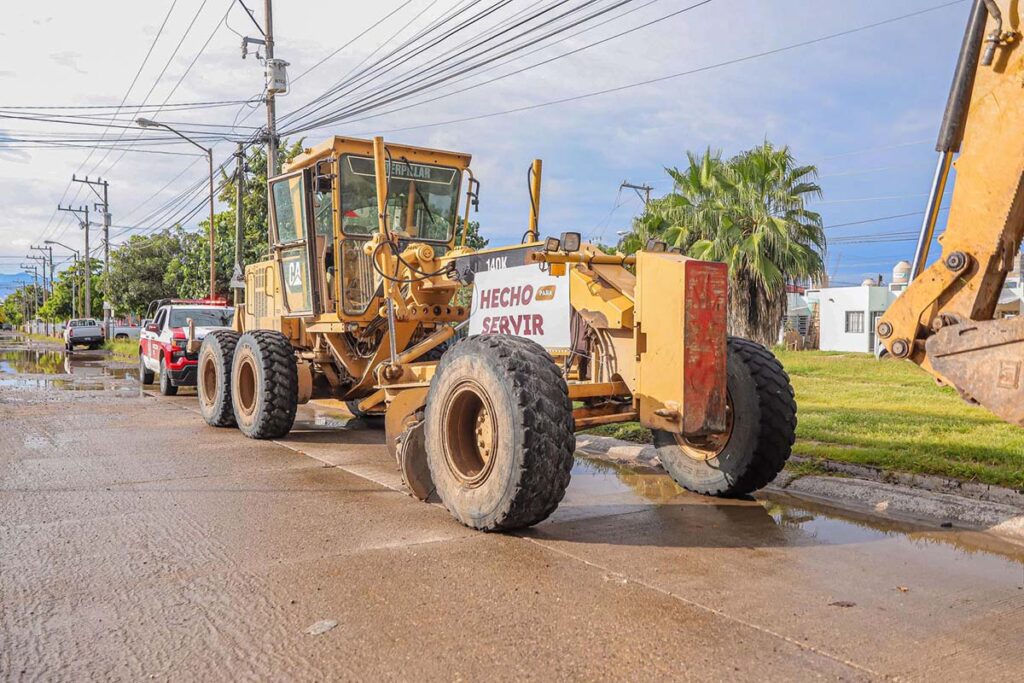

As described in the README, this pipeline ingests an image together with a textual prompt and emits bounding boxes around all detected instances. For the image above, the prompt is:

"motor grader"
[195,134,796,531]
[878,0,1024,426]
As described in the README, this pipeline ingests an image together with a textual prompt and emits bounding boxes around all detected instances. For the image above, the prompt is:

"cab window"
[339,154,460,242]
[271,175,307,244]
[313,187,333,236]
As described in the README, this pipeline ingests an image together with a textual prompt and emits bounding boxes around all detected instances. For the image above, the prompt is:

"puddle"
[0,340,137,393]
[312,412,354,429]
[568,457,1024,567]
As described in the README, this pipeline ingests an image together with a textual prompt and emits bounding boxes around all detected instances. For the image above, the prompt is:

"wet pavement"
[1,331,1022,680]
[0,336,137,395]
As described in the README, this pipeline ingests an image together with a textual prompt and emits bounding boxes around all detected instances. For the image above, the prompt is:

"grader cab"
[196,134,796,531]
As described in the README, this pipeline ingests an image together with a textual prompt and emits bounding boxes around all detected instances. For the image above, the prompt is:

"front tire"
[158,358,178,396]
[198,330,240,427]
[231,330,298,439]
[655,337,795,496]
[424,335,575,531]
[139,353,154,385]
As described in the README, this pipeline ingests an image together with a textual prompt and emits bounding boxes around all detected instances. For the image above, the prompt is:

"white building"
[784,255,1024,352]
[816,284,896,353]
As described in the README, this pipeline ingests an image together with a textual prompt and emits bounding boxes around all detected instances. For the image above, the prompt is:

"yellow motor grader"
[195,134,796,531]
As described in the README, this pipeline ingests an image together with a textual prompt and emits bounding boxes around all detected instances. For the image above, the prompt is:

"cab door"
[269,171,318,316]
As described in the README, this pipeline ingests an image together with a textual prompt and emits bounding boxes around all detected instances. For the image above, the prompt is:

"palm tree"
[622,142,825,346]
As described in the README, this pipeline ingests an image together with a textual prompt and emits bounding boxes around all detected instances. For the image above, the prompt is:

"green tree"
[459,220,489,250]
[64,258,104,319]
[107,230,183,316]
[621,142,825,346]
[38,266,77,321]
[2,284,44,325]
[167,141,305,298]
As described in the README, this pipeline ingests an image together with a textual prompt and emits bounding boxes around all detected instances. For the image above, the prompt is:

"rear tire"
[198,330,240,427]
[158,358,178,396]
[231,330,298,439]
[139,353,154,385]
[655,337,795,496]
[424,335,575,531]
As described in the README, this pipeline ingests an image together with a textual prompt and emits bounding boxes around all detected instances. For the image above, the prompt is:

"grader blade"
[927,316,1024,426]
[396,420,437,502]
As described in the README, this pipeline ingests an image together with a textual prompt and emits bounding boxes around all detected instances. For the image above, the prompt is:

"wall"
[818,286,895,353]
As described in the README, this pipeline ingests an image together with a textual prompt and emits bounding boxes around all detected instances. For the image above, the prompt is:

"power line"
[355,0,966,136]
[295,0,713,134]
[289,0,419,84]
[285,0,635,133]
[37,0,181,244]
[823,208,949,230]
[0,99,253,112]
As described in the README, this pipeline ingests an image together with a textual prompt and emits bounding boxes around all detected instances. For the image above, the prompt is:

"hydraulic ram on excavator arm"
[878,0,1024,425]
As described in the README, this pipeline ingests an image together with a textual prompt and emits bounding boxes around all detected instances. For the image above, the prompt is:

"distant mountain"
[0,272,33,300]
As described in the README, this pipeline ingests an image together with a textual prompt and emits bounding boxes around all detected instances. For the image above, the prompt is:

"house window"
[845,311,865,333]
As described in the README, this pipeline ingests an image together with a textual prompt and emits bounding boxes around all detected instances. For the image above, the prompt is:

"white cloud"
[0,0,971,274]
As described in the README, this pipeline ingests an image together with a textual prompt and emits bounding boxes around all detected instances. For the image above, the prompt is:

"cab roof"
[284,136,472,174]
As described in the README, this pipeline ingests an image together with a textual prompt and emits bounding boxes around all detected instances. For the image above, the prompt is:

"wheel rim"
[199,353,217,407]
[236,354,257,418]
[441,380,497,487]
[672,393,734,461]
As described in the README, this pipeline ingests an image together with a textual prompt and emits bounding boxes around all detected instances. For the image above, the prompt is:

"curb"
[574,434,1024,546]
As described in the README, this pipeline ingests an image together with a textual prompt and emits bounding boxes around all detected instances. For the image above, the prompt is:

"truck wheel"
[655,337,795,497]
[158,358,178,396]
[198,330,240,427]
[139,353,154,385]
[231,330,297,439]
[424,335,575,531]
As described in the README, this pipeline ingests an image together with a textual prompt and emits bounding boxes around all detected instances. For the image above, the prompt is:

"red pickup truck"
[139,300,234,396]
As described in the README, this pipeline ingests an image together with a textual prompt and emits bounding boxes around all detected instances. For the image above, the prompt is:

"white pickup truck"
[64,318,104,351]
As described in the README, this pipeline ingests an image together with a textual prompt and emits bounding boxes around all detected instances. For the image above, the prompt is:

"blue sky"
[0,0,972,287]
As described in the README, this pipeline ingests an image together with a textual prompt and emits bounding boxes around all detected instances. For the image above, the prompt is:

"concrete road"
[2,338,1023,680]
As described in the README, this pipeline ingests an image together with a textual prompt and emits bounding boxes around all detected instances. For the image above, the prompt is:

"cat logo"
[286,261,303,288]
[536,285,556,301]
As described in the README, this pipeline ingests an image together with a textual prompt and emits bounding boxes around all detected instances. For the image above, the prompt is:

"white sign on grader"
[469,264,570,349]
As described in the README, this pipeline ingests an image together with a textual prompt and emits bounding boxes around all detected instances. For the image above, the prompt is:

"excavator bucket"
[927,317,1024,426]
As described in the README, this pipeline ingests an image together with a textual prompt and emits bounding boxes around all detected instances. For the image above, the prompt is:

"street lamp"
[44,239,81,319]
[137,117,217,299]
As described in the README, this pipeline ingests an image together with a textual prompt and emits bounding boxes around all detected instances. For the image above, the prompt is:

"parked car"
[64,318,104,351]
[139,300,234,396]
[111,323,141,341]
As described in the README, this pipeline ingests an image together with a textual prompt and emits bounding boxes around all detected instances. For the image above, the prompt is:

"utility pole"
[233,142,246,306]
[44,240,79,319]
[27,252,48,335]
[240,0,286,247]
[265,0,278,186]
[31,244,53,307]
[73,175,111,336]
[21,264,38,331]
[58,203,90,316]
[620,181,653,208]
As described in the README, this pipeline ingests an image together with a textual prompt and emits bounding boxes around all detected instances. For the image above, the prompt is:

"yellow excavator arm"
[878,0,1024,424]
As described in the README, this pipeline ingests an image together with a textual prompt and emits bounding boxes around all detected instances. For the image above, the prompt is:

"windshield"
[169,308,234,328]
[69,319,97,327]
[339,154,461,242]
